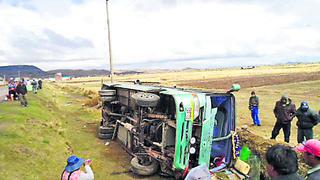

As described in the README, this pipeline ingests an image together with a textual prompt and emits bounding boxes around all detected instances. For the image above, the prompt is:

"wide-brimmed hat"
[65,155,84,172]
[296,139,320,157]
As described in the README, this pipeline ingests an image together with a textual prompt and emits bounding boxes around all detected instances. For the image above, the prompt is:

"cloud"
[43,29,93,49]
[0,0,320,70]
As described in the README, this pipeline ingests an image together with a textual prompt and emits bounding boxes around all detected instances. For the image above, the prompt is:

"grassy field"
[0,84,140,180]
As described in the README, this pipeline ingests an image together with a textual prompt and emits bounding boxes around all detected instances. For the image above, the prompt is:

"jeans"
[271,121,291,143]
[297,128,313,143]
[251,106,261,125]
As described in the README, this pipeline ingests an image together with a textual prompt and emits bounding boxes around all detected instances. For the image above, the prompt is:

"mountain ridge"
[0,65,142,79]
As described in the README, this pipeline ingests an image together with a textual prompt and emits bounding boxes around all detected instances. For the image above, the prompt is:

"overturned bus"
[98,83,239,178]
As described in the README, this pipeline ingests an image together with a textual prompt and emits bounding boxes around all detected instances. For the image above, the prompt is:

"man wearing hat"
[271,95,296,143]
[296,139,320,180]
[295,102,320,143]
[61,155,94,180]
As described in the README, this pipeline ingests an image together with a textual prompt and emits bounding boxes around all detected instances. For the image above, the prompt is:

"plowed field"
[178,71,320,89]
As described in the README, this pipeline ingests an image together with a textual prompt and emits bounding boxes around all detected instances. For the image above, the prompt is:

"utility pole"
[106,0,114,83]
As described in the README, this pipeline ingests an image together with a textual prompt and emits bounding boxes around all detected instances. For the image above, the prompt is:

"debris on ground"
[237,127,309,177]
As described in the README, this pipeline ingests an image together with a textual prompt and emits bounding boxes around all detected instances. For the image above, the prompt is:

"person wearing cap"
[296,139,320,180]
[248,91,261,126]
[271,95,296,143]
[295,102,320,143]
[61,155,94,180]
[266,145,303,180]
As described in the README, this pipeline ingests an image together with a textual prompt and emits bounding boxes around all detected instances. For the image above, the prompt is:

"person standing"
[248,91,261,126]
[38,79,43,90]
[266,145,303,180]
[296,139,320,180]
[61,155,94,180]
[31,79,38,94]
[271,95,296,143]
[16,81,28,107]
[8,81,16,101]
[295,102,320,143]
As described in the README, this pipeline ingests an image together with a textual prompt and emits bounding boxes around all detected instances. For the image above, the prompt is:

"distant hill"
[47,69,142,77]
[47,69,110,77]
[0,65,143,79]
[0,65,46,78]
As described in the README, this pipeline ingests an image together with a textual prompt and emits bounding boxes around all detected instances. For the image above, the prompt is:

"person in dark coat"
[295,102,320,143]
[296,139,320,180]
[16,81,28,107]
[266,145,303,180]
[249,91,261,126]
[271,95,296,143]
[37,79,42,89]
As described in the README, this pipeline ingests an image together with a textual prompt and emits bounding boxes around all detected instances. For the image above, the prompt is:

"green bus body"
[161,90,216,170]
[102,84,236,172]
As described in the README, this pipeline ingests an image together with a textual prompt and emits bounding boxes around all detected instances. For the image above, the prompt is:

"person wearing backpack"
[61,155,94,180]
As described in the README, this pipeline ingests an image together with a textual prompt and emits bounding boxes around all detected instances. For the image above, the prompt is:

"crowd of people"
[249,91,320,144]
[6,78,43,107]
[248,91,320,179]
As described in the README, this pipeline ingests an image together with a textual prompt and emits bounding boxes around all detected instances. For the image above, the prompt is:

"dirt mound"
[178,71,320,89]
[237,127,309,177]
[56,84,100,107]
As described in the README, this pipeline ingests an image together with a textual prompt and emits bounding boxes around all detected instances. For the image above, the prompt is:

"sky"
[0,0,320,70]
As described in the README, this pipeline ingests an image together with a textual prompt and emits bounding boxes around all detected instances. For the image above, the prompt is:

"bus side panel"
[173,94,194,170]
[198,96,217,166]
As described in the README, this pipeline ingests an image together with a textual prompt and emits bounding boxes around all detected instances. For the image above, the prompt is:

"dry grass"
[64,63,320,84]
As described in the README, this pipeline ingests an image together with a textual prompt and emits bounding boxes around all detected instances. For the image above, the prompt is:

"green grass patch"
[0,84,135,180]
